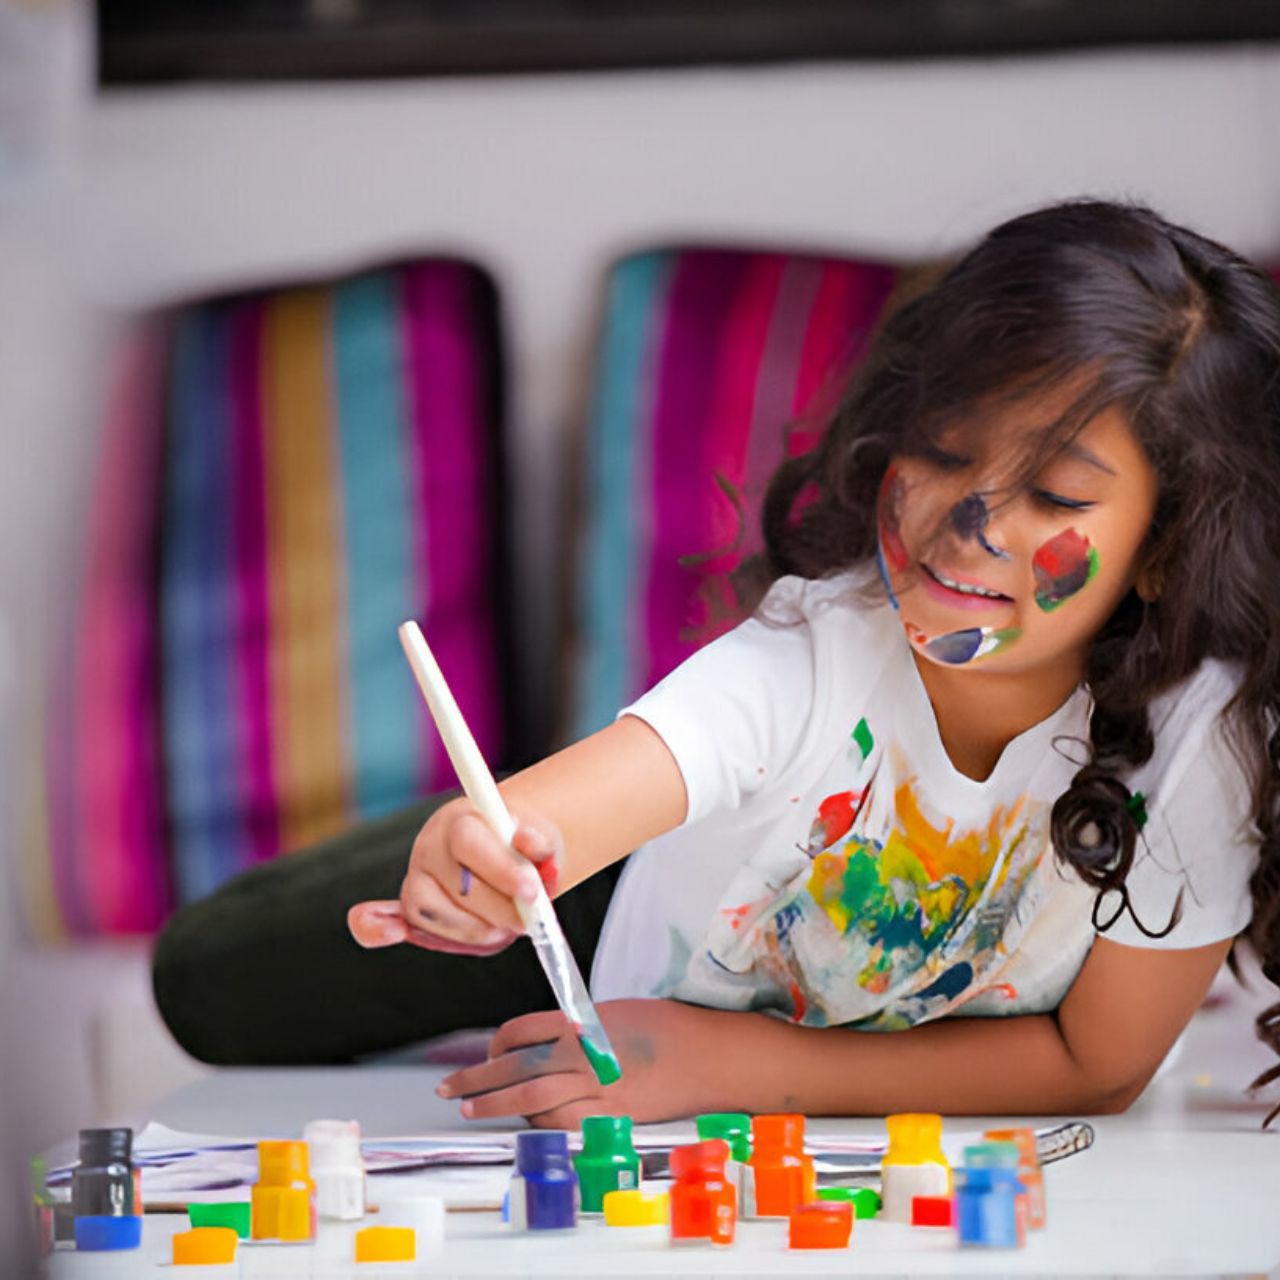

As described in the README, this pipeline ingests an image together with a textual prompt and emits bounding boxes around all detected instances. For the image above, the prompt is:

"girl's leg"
[152,793,621,1065]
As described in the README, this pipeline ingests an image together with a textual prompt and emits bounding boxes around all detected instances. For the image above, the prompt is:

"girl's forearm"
[691,1004,1139,1117]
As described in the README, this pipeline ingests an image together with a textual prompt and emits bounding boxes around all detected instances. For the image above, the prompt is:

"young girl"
[154,200,1280,1127]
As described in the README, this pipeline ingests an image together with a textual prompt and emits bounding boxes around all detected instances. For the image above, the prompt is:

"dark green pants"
[151,794,622,1065]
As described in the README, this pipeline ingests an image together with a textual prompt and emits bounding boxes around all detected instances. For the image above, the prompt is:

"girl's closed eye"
[1032,489,1095,511]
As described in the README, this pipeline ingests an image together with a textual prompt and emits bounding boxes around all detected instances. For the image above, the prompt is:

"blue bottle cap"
[514,1131,572,1175]
[74,1215,143,1251]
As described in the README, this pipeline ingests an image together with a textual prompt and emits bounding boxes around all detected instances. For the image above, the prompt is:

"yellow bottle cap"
[172,1226,238,1265]
[355,1225,416,1263]
[884,1113,947,1166]
[256,1140,311,1187]
[602,1189,669,1227]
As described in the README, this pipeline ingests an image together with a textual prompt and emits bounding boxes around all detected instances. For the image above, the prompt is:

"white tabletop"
[43,976,1280,1278]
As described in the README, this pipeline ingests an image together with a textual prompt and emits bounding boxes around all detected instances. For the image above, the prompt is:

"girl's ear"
[1135,559,1165,604]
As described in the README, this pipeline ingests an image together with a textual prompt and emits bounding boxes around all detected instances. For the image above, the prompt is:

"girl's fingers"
[487,1010,573,1060]
[348,900,518,956]
[399,869,514,948]
[448,813,543,919]
[458,1071,599,1121]
[439,1038,569,1100]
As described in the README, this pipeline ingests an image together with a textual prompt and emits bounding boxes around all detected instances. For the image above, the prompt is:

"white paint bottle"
[303,1119,366,1221]
[879,1112,951,1223]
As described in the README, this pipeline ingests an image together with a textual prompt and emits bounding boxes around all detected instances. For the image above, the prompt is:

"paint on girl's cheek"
[905,622,1021,665]
[1033,528,1099,612]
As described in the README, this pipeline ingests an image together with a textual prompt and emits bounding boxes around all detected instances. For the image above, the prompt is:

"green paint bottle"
[573,1117,640,1214]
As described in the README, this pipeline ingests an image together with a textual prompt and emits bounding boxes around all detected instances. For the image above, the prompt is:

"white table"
[42,981,1280,1278]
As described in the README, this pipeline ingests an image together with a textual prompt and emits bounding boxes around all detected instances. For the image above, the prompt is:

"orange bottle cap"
[355,1225,416,1263]
[983,1127,1039,1165]
[172,1226,238,1265]
[788,1201,853,1249]
[752,1114,805,1151]
[256,1140,311,1187]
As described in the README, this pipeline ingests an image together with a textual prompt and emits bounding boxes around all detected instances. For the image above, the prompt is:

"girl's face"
[878,401,1158,676]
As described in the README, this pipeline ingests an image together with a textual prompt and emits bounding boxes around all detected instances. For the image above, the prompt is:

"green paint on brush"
[852,717,874,762]
[580,1032,623,1086]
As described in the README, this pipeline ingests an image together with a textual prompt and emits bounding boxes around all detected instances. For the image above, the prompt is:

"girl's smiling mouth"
[919,562,1015,610]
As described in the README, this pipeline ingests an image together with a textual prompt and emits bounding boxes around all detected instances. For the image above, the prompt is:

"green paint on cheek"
[580,1033,622,1086]
[1033,530,1100,612]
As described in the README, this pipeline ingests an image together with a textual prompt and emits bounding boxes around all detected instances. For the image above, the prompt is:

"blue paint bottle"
[507,1132,576,1231]
[954,1166,1025,1248]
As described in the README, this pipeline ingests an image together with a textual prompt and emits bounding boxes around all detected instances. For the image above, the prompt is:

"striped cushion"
[571,248,906,739]
[30,262,507,935]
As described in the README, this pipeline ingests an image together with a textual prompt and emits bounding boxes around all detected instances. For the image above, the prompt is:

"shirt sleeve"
[1099,699,1259,950]
[617,576,818,826]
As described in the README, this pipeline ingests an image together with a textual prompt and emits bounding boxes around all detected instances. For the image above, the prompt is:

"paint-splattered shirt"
[590,570,1257,1028]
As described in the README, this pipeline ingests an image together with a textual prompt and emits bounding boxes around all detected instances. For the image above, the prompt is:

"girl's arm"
[349,715,688,951]
[440,933,1231,1122]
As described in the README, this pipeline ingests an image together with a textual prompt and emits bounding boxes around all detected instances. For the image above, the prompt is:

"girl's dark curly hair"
[737,199,1280,1124]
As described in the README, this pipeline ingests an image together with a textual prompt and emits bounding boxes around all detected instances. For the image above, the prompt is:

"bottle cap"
[884,1113,946,1165]
[751,1113,805,1152]
[355,1225,416,1262]
[256,1140,312,1187]
[963,1141,1021,1169]
[602,1189,669,1227]
[911,1194,954,1227]
[188,1201,252,1238]
[579,1115,635,1157]
[983,1128,1039,1166]
[788,1201,853,1249]
[514,1130,572,1175]
[172,1226,238,1265]
[304,1119,363,1168]
[817,1186,881,1218]
[73,1215,142,1251]
[78,1128,133,1166]
[695,1113,752,1163]
[669,1139,730,1181]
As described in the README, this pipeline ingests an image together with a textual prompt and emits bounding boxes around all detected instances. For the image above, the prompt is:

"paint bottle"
[669,1139,736,1246]
[696,1113,755,1217]
[251,1140,316,1241]
[961,1142,1027,1244]
[748,1114,815,1217]
[817,1186,881,1219]
[30,1157,55,1256]
[303,1118,366,1221]
[984,1127,1045,1229]
[954,1160,1025,1249]
[573,1115,640,1213]
[508,1131,576,1231]
[71,1128,143,1250]
[879,1113,950,1223]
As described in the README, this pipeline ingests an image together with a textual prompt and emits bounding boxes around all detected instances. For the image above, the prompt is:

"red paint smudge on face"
[877,466,910,572]
[1032,527,1097,611]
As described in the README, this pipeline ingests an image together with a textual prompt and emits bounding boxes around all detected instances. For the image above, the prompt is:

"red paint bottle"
[669,1140,736,1246]
[749,1114,815,1217]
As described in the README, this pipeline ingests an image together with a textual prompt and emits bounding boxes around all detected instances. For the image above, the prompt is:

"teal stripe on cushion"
[576,252,672,739]
[331,272,424,817]
[162,307,242,902]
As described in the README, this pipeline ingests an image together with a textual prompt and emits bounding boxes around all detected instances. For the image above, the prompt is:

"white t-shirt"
[590,570,1258,1028]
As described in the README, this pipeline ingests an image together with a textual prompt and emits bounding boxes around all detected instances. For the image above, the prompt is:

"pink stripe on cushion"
[75,322,171,932]
[643,252,749,691]
[401,264,502,789]
[228,298,280,867]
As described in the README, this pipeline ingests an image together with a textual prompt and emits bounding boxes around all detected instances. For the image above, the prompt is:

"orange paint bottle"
[748,1114,815,1217]
[669,1140,736,1246]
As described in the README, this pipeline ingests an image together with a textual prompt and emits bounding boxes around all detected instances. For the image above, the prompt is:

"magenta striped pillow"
[27,261,510,936]
[571,248,905,739]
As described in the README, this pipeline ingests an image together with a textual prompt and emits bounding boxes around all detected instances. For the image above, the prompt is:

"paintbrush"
[398,621,621,1087]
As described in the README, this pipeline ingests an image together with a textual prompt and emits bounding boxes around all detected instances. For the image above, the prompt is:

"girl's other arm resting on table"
[699,933,1232,1116]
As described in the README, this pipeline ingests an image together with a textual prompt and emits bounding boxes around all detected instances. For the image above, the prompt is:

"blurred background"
[3,1,1280,1270]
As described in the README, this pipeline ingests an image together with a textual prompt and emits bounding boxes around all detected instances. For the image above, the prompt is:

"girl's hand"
[435,999,718,1126]
[347,797,562,957]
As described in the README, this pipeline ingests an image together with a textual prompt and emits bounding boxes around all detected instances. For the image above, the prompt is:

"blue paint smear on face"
[924,628,984,664]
